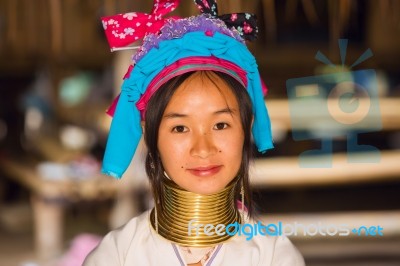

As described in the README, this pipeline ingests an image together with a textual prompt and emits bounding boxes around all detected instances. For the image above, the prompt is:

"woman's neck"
[150,175,241,247]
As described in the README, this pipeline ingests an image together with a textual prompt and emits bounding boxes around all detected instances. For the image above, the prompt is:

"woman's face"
[157,72,244,195]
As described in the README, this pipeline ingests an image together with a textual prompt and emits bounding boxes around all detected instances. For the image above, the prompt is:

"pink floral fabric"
[101,0,179,50]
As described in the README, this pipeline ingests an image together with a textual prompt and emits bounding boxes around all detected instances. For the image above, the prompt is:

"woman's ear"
[141,121,146,140]
[250,116,254,141]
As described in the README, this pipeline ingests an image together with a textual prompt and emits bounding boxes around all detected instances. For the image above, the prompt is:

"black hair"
[144,70,255,218]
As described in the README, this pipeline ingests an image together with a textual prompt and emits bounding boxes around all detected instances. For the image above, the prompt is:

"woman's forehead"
[177,72,236,98]
[166,72,239,111]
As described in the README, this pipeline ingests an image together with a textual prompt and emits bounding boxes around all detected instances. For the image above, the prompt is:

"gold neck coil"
[150,176,241,247]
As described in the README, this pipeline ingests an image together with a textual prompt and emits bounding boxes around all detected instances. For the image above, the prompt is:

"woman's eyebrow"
[163,112,187,119]
[163,108,236,119]
[214,108,236,115]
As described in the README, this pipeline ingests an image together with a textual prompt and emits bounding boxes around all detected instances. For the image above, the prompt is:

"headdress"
[101,0,274,178]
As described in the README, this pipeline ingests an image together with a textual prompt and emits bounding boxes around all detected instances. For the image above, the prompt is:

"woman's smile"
[186,165,223,177]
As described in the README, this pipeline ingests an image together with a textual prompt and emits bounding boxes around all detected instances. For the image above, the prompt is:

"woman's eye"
[172,125,187,133]
[214,123,228,130]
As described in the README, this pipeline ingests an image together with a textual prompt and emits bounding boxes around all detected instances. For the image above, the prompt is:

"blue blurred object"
[59,72,94,106]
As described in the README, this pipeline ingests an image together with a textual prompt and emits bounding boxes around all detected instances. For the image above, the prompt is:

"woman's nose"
[190,131,218,158]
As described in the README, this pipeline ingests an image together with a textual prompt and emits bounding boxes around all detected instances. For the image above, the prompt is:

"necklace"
[150,176,241,247]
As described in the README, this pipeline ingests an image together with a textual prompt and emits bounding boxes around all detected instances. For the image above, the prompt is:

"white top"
[84,210,305,266]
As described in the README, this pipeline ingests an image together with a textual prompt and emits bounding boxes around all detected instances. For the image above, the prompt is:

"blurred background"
[0,0,399,265]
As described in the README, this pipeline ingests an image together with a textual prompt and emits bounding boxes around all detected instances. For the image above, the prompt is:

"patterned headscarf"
[101,0,273,178]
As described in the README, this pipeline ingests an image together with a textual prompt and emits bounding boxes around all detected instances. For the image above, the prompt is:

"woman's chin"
[183,183,226,195]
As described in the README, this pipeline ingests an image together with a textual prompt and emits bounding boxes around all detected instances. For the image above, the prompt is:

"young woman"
[84,0,304,265]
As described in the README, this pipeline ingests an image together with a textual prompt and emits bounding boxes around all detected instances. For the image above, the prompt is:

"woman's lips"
[187,165,222,177]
